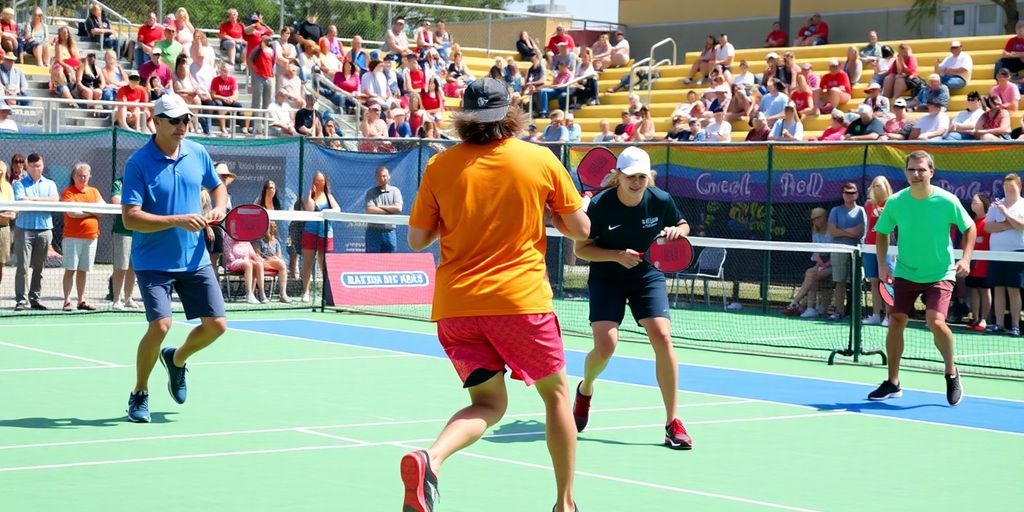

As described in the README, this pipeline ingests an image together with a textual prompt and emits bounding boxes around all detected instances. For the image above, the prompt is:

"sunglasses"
[843,190,857,195]
[159,114,192,125]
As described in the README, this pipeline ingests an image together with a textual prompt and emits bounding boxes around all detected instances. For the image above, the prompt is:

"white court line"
[0,411,838,475]
[0,341,120,367]
[225,319,1024,436]
[0,400,750,451]
[295,428,370,445]
[0,321,145,329]
[958,351,1024,360]
[284,318,1024,404]
[0,354,416,374]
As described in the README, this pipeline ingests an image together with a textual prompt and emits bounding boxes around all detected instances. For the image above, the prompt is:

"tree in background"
[907,0,1020,35]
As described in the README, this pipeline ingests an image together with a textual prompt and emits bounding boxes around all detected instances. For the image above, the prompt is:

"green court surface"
[1,311,1021,511]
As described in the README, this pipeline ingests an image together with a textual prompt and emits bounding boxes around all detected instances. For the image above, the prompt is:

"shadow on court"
[0,412,177,429]
[485,419,662,447]
[809,401,947,413]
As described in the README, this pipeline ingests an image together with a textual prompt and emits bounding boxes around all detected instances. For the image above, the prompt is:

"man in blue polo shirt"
[121,94,228,423]
[12,153,58,311]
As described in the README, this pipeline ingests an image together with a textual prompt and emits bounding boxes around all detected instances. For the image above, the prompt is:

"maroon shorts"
[301,232,334,251]
[892,278,954,316]
[437,313,565,387]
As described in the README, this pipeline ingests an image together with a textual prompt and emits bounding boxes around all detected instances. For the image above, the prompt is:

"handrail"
[648,37,677,68]
[312,73,364,135]
[338,0,616,24]
[644,58,671,105]
[626,57,652,91]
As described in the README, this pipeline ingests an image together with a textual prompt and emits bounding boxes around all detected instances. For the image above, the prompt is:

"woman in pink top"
[991,68,1021,112]
[884,43,918,99]
[810,110,848,140]
[223,235,269,304]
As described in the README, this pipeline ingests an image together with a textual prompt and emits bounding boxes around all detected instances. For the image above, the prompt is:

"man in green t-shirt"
[110,177,138,310]
[871,150,975,406]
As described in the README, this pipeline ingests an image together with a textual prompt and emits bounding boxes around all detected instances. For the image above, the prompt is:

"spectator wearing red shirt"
[210,61,243,135]
[0,7,19,57]
[249,36,275,117]
[817,58,852,114]
[218,8,246,69]
[115,73,147,132]
[419,77,445,121]
[765,22,787,48]
[809,109,849,141]
[135,11,163,69]
[332,59,362,112]
[796,14,828,46]
[243,12,273,62]
[545,24,575,60]
[139,47,171,88]
[966,192,992,331]
[995,21,1024,79]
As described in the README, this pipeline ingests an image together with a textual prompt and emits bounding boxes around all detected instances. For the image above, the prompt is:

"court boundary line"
[0,354,417,373]
[284,318,1024,404]
[0,400,753,451]
[0,340,120,367]
[219,321,1024,437]
[0,413,838,510]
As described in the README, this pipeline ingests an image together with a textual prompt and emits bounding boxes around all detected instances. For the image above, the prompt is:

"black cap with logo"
[460,78,511,123]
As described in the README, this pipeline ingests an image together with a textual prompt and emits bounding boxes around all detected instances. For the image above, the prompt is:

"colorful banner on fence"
[866,144,1024,202]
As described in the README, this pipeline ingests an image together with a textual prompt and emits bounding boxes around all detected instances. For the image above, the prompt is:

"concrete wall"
[446,16,571,53]
[619,0,920,25]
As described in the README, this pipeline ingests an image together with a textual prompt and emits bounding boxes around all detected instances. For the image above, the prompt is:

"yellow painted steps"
[682,35,1008,63]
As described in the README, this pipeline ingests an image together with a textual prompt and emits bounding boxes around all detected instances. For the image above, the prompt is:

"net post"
[851,248,863,362]
[111,126,118,183]
[760,144,774,314]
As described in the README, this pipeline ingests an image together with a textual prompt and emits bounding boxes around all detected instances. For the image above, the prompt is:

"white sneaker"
[695,79,703,85]
[828,312,843,321]
[301,293,311,303]
[247,295,260,305]
[124,299,140,309]
[882,317,889,327]
[280,295,293,304]
[863,314,882,325]
[726,301,742,311]
[682,78,691,85]
[259,296,269,304]
[800,307,819,318]
[111,301,125,311]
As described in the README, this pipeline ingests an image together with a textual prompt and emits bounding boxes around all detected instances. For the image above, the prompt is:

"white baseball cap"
[616,146,651,176]
[153,93,192,118]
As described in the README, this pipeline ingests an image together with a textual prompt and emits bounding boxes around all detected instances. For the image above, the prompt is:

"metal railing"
[647,37,677,67]
[563,72,598,114]
[626,56,652,91]
[17,95,278,137]
[644,58,672,104]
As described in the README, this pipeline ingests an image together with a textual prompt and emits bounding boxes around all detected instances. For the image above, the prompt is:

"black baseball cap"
[461,78,511,122]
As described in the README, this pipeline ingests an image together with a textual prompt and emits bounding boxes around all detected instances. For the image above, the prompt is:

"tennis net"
[4,202,1021,379]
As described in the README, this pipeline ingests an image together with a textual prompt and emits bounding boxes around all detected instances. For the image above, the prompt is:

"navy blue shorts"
[588,271,670,325]
[136,266,226,322]
[986,258,1024,289]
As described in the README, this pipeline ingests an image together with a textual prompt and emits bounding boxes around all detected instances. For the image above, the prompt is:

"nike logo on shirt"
[609,225,621,230]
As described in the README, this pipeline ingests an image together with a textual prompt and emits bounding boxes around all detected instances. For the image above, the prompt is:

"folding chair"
[677,247,728,309]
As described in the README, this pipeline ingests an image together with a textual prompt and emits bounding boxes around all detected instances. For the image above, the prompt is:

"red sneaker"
[401,450,439,512]
[664,418,693,450]
[573,382,592,433]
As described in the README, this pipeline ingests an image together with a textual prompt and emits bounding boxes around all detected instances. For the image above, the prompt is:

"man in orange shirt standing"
[60,162,105,311]
[403,78,590,512]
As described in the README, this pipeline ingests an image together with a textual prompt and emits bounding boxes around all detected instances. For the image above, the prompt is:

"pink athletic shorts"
[436,313,565,387]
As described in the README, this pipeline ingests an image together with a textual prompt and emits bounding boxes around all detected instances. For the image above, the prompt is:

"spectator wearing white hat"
[882,98,913,140]
[936,41,972,91]
[0,102,18,132]
[844,103,884,140]
[862,82,891,117]
[387,108,412,137]
[768,102,803,141]
[0,51,28,106]
[703,109,731,142]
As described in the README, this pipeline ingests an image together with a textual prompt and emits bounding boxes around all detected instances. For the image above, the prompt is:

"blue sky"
[507,0,619,23]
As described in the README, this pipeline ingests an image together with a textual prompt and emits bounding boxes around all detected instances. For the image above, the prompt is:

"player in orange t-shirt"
[403,78,590,512]
[60,162,105,311]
